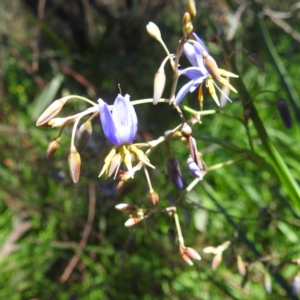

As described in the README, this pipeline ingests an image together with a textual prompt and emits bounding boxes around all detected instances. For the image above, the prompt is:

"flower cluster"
[36,0,238,267]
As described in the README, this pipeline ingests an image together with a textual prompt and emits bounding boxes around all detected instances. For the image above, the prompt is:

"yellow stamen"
[219,77,238,93]
[98,147,116,178]
[219,69,239,78]
[197,83,203,111]
[207,79,220,106]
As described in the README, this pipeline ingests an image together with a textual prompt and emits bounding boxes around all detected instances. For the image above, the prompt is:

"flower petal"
[183,43,198,67]
[175,80,197,105]
[112,94,138,145]
[98,99,120,145]
[183,69,204,80]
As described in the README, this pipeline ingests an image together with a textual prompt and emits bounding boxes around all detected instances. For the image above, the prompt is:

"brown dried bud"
[148,190,160,207]
[68,147,81,183]
[46,137,61,158]
[181,122,192,138]
[36,98,67,127]
[153,66,166,105]
[277,99,293,129]
[186,0,196,19]
[115,203,136,213]
[182,12,191,26]
[76,121,92,152]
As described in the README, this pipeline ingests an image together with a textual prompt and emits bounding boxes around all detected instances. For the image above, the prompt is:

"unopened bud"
[115,203,136,213]
[124,216,143,227]
[153,66,166,105]
[203,55,221,82]
[293,274,300,296]
[277,99,293,129]
[166,158,184,189]
[264,273,272,294]
[186,0,196,19]
[76,121,92,152]
[185,247,201,260]
[247,51,264,70]
[237,255,246,276]
[183,23,193,36]
[212,252,222,270]
[46,137,61,158]
[68,147,81,183]
[181,122,192,138]
[48,115,77,127]
[116,179,127,194]
[148,190,160,207]
[36,98,67,127]
[181,253,194,266]
[182,12,191,26]
[146,22,161,41]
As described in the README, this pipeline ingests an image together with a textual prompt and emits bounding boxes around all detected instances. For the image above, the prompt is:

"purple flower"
[167,158,184,189]
[98,94,138,146]
[187,157,203,179]
[175,34,210,105]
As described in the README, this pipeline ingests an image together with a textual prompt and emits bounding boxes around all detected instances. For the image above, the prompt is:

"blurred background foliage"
[1,0,300,299]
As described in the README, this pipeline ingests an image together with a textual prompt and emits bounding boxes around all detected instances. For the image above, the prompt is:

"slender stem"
[143,166,153,191]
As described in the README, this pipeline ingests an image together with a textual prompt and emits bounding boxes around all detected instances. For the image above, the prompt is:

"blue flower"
[175,34,210,105]
[175,33,238,106]
[98,94,154,178]
[98,94,138,146]
[187,157,203,179]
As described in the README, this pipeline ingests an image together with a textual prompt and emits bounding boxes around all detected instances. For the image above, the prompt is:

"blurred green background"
[1,0,300,299]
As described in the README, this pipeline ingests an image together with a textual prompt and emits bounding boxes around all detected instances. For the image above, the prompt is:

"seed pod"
[46,137,61,158]
[76,121,92,152]
[166,158,184,189]
[153,66,166,105]
[68,147,81,183]
[36,98,67,127]
[148,190,160,207]
[277,99,293,129]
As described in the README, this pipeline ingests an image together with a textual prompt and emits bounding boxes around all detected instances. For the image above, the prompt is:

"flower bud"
[203,55,221,82]
[115,203,136,213]
[181,123,192,138]
[181,253,194,266]
[153,66,166,105]
[187,157,203,179]
[148,190,160,207]
[183,23,193,36]
[186,0,196,19]
[68,147,81,183]
[212,253,222,270]
[76,121,92,152]
[124,215,143,227]
[237,255,246,276]
[182,12,191,26]
[264,273,272,294]
[46,137,61,158]
[277,99,293,129]
[36,98,67,127]
[185,247,201,260]
[146,22,161,41]
[293,274,300,296]
[166,158,184,189]
[48,115,77,127]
